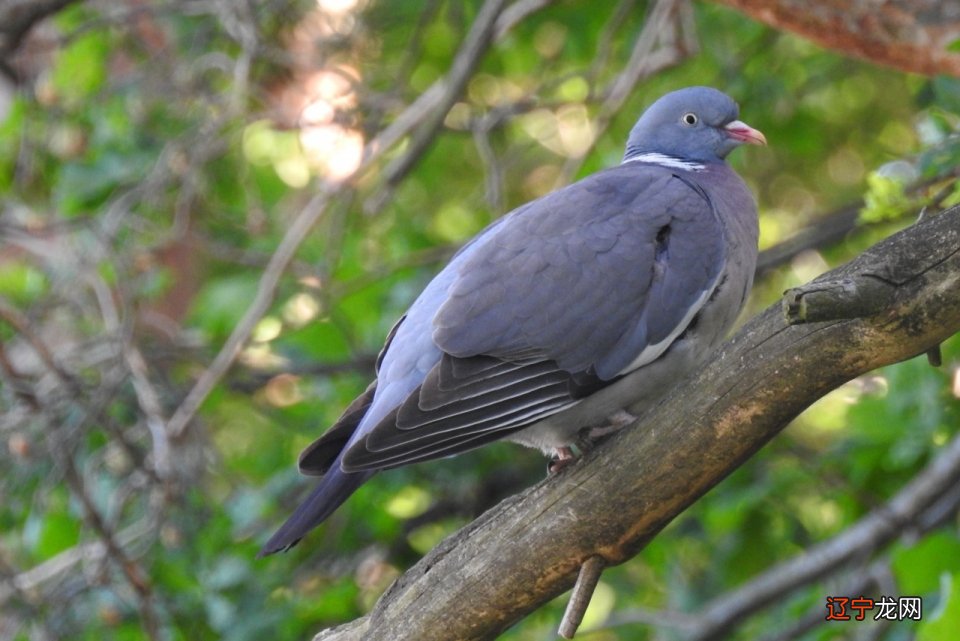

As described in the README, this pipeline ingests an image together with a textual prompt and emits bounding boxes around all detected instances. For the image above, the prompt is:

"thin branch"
[0,295,83,392]
[472,121,505,214]
[55,447,161,641]
[363,0,555,178]
[756,171,960,278]
[0,519,154,608]
[586,0,640,87]
[166,189,333,439]
[556,0,695,185]
[494,0,554,40]
[380,0,508,188]
[124,345,172,480]
[559,556,606,638]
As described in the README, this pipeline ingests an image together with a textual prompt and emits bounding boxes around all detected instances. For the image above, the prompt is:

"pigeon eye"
[682,112,698,126]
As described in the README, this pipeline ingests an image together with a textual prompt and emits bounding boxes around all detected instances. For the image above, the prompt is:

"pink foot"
[547,446,577,474]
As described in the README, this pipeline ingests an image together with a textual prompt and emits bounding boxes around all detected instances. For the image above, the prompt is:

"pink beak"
[724,120,767,146]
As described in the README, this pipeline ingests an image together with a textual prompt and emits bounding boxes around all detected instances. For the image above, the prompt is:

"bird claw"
[548,446,578,474]
[549,410,639,474]
[577,409,637,450]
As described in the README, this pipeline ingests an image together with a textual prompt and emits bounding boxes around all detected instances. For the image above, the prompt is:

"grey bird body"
[261,87,764,556]
[510,162,758,454]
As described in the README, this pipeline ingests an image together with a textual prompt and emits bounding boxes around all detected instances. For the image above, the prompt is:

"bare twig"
[0,295,83,391]
[586,0,641,87]
[363,0,555,176]
[556,0,695,185]
[0,519,154,607]
[494,0,555,40]
[380,0,508,188]
[473,122,505,214]
[52,438,161,641]
[558,556,606,638]
[124,345,172,479]
[755,171,960,278]
[166,189,333,439]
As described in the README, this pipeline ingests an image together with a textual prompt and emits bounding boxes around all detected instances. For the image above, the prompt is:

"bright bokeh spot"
[578,580,616,632]
[243,120,315,187]
[264,373,303,408]
[789,249,829,285]
[298,67,364,181]
[556,104,595,157]
[385,486,432,519]
[274,156,312,188]
[300,124,364,181]
[557,76,589,103]
[283,292,321,327]
[431,202,484,242]
[757,212,784,250]
[444,101,472,130]
[239,344,287,369]
[253,316,283,343]
[796,495,842,536]
[533,21,568,58]
[317,0,358,14]
[826,147,865,186]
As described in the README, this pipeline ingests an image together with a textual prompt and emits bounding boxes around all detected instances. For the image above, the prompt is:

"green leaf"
[189,275,260,340]
[931,76,960,115]
[859,171,913,224]
[917,573,960,641]
[53,150,153,215]
[0,262,49,305]
[35,510,82,560]
[273,321,352,363]
[892,532,960,595]
[51,32,108,103]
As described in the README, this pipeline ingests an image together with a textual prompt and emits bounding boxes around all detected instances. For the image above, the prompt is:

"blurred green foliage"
[1,1,959,640]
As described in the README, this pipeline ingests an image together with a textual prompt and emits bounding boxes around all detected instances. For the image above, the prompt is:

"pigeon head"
[624,86,766,164]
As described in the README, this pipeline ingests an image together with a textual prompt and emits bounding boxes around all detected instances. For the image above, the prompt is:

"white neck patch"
[623,152,704,171]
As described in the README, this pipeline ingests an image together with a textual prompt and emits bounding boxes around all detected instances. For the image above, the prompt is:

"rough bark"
[313,204,960,641]
[709,0,960,77]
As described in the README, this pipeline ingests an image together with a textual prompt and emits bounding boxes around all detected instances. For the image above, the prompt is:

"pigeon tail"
[258,461,374,557]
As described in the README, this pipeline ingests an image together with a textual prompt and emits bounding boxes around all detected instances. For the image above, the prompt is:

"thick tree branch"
[314,205,960,641]
[708,0,960,77]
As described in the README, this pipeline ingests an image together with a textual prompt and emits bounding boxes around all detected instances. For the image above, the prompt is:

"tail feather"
[258,462,374,557]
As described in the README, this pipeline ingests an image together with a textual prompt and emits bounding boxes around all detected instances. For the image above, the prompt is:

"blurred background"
[1,0,959,639]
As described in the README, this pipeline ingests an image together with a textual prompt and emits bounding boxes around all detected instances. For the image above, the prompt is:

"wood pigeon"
[260,86,764,555]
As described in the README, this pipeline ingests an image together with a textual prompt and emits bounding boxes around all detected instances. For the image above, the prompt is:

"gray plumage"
[260,86,764,556]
